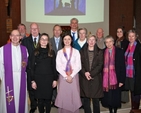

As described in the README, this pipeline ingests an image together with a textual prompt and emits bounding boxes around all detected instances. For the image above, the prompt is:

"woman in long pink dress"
[55,34,82,113]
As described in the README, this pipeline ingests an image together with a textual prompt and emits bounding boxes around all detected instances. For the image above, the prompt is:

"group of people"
[0,18,141,113]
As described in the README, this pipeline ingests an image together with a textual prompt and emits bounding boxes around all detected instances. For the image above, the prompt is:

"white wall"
[21,0,109,37]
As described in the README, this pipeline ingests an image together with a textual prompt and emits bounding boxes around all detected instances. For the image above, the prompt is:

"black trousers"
[52,87,57,103]
[83,97,100,113]
[28,90,37,110]
[38,99,51,113]
[109,107,117,113]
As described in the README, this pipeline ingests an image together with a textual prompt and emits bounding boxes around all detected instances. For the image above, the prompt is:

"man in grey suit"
[96,28,105,49]
[50,24,62,54]
[50,24,62,107]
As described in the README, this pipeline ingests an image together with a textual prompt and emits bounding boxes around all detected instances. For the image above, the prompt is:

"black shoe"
[54,105,58,108]
[51,102,55,107]
[79,106,84,109]
[30,108,36,113]
[51,102,58,108]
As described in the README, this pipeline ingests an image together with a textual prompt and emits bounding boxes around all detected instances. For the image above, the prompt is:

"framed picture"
[45,0,86,15]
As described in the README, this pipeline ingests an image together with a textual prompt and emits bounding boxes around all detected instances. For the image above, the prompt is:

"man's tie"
[34,38,37,48]
[72,32,75,42]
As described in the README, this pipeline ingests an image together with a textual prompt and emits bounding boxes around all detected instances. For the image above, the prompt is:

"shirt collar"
[54,37,60,39]
[71,30,77,34]
[32,35,39,42]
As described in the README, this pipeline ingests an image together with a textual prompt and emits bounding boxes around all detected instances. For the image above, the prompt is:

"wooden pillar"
[134,0,141,40]
[0,0,21,47]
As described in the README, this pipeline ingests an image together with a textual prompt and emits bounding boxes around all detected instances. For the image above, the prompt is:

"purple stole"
[3,43,28,113]
[63,47,73,76]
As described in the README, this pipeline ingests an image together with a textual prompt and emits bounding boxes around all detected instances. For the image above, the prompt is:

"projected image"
[45,0,86,15]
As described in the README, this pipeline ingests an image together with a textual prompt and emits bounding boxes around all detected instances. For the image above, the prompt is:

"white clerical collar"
[12,43,20,48]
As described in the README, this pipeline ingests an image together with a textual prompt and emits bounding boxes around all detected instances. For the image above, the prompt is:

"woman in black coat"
[31,33,57,113]
[79,34,103,113]
[124,30,141,111]
[101,35,126,113]
[115,27,129,103]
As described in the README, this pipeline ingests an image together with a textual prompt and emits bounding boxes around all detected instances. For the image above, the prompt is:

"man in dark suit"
[69,18,79,42]
[50,24,62,107]
[22,23,40,113]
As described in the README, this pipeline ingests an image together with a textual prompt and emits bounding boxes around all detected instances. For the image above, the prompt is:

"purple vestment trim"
[4,43,28,113]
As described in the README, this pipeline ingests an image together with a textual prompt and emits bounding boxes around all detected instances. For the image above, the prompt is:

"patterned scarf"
[125,41,137,78]
[63,47,73,76]
[103,46,117,92]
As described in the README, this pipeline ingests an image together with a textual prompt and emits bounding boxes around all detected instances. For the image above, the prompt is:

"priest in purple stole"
[0,30,28,113]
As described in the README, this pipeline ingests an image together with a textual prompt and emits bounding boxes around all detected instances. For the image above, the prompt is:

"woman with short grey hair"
[124,30,141,112]
[101,35,126,113]
[79,34,103,113]
[73,28,87,50]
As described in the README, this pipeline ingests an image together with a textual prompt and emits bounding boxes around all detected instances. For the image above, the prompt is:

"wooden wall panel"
[109,0,134,38]
[0,0,21,47]
[135,0,141,40]
[0,0,7,46]
[0,0,137,46]
[11,0,21,29]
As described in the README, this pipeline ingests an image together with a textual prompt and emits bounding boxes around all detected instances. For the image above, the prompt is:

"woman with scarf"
[101,35,126,113]
[124,30,141,112]
[55,34,82,113]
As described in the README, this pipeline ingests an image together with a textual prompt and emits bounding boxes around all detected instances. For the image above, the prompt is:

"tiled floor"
[33,102,132,113]
[30,92,140,113]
